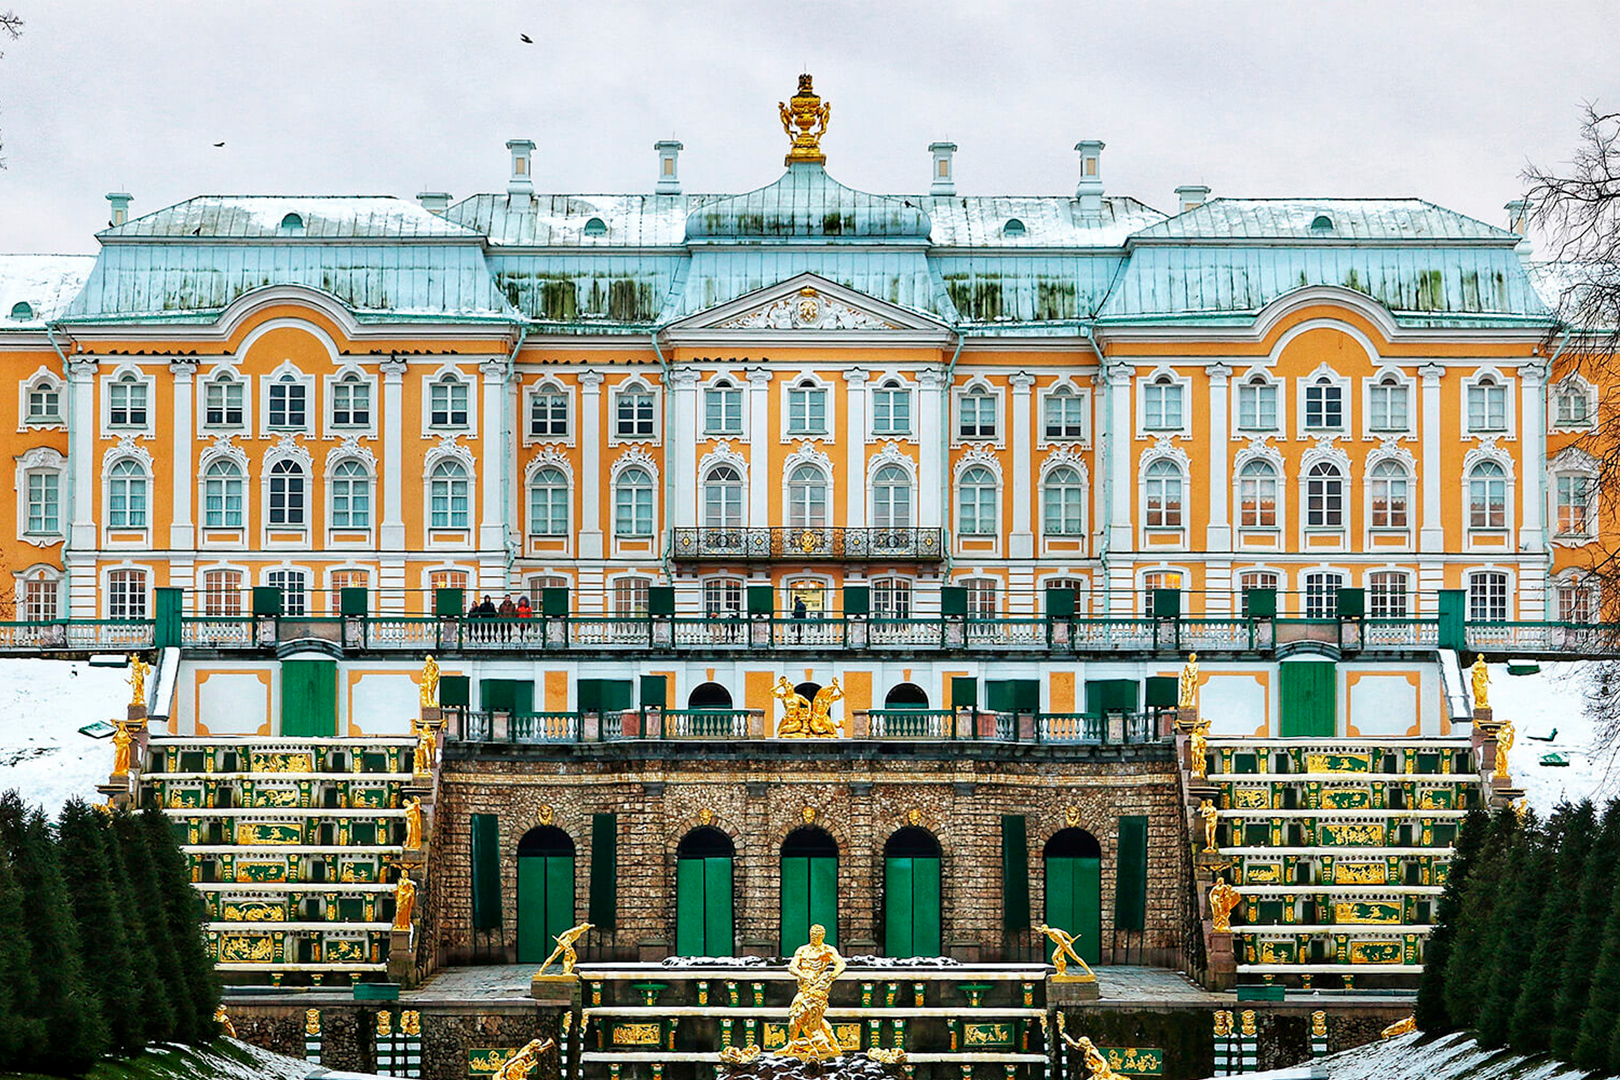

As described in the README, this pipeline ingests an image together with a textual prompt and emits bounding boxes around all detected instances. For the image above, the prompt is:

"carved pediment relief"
[716,285,899,331]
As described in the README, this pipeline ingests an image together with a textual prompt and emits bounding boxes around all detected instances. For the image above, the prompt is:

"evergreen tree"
[1475,813,1549,1047]
[112,809,181,1045]
[57,799,144,1056]
[1418,807,1488,1031]
[106,809,177,1045]
[0,849,44,1065]
[1510,801,1596,1052]
[1553,800,1620,1051]
[139,805,218,1043]
[1574,871,1620,1069]
[1443,807,1519,1031]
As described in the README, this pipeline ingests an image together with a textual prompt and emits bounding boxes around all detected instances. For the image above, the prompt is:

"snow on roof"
[1131,198,1520,243]
[0,253,96,327]
[101,195,487,240]
[923,195,1166,249]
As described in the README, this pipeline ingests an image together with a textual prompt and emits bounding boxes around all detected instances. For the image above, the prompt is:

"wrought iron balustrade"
[671,526,944,561]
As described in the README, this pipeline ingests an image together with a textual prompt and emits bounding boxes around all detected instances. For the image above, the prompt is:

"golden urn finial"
[779,73,832,166]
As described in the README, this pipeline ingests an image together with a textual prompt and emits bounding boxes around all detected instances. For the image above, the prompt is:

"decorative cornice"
[265,431,313,468]
[717,287,896,331]
[953,444,1002,481]
[102,433,153,472]
[697,440,748,479]
[610,444,659,480]
[867,441,916,480]
[424,433,475,471]
[324,435,378,475]
[17,446,65,471]
[523,444,574,482]
[1138,435,1190,475]
[783,441,835,476]
[1366,437,1417,472]
[199,433,249,471]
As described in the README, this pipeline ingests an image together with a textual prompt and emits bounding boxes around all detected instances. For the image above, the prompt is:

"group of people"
[464,594,537,642]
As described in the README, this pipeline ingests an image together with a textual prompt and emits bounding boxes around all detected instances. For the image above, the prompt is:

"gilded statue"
[129,655,149,709]
[305,1009,321,1035]
[720,1046,762,1066]
[1189,717,1210,779]
[1209,878,1241,933]
[808,678,844,737]
[1471,656,1490,711]
[867,1048,908,1065]
[404,796,424,850]
[111,721,134,777]
[1240,1010,1256,1037]
[773,677,812,737]
[495,1038,555,1080]
[781,924,847,1062]
[392,874,417,931]
[1493,721,1514,781]
[1036,923,1095,979]
[779,73,832,166]
[1381,1016,1416,1039]
[413,718,439,775]
[1212,1011,1233,1037]
[1311,1011,1327,1038]
[1178,652,1199,709]
[420,655,441,708]
[1198,799,1220,853]
[1053,1017,1121,1080]
[537,921,594,977]
[214,1004,236,1038]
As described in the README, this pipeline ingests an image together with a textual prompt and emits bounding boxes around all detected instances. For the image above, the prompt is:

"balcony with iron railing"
[671,526,945,562]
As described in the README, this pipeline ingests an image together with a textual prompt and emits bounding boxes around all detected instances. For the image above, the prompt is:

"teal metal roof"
[487,252,684,327]
[1131,198,1518,243]
[0,254,97,328]
[685,165,932,243]
[100,196,486,241]
[935,254,1126,323]
[447,194,708,248]
[672,248,952,320]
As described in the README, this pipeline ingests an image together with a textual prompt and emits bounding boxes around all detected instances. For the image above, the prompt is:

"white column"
[1519,363,1547,550]
[843,369,869,528]
[746,367,773,528]
[1106,362,1134,551]
[1205,363,1232,551]
[479,359,510,554]
[66,357,99,618]
[917,368,946,529]
[577,371,605,558]
[168,361,197,550]
[669,368,701,528]
[1419,364,1444,554]
[380,357,407,550]
[1008,372,1035,559]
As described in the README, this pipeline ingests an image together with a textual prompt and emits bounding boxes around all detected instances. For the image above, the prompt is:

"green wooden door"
[676,856,734,956]
[517,853,575,963]
[884,857,942,958]
[1044,855,1101,964]
[780,855,838,952]
[1279,662,1337,738]
[280,660,337,736]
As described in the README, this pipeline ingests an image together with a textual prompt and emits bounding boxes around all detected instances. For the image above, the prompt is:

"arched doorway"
[884,682,929,709]
[795,681,821,704]
[676,827,735,957]
[1044,828,1102,965]
[688,682,734,710]
[780,826,838,952]
[516,826,575,964]
[883,827,941,957]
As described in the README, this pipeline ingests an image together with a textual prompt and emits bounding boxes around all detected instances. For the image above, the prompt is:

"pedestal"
[387,928,414,984]
[1205,930,1237,990]
[1047,974,1101,1004]
[1174,707,1199,734]
[530,973,583,1007]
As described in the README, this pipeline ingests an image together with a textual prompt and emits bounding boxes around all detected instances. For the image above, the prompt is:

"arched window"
[583,216,608,237]
[1238,460,1278,528]
[1143,375,1182,430]
[872,380,911,436]
[883,683,929,708]
[614,466,654,537]
[1368,570,1410,618]
[24,377,61,424]
[1042,466,1085,535]
[9,301,33,321]
[787,465,828,529]
[267,459,306,527]
[430,461,470,528]
[872,465,912,528]
[332,373,370,428]
[704,380,742,435]
[958,465,997,535]
[330,460,371,529]
[107,460,149,529]
[109,374,148,428]
[781,827,839,952]
[787,380,828,436]
[1369,461,1409,529]
[430,375,469,428]
[1237,374,1276,431]
[202,460,242,528]
[529,466,570,536]
[1144,460,1182,528]
[1305,461,1343,527]
[204,374,244,428]
[687,682,734,709]
[1468,376,1507,432]
[1002,218,1026,238]
[1468,571,1509,622]
[702,465,744,528]
[279,212,305,232]
[1556,382,1593,427]
[1238,570,1278,617]
[202,569,244,617]
[1309,214,1335,233]
[1468,461,1507,528]
[959,388,997,439]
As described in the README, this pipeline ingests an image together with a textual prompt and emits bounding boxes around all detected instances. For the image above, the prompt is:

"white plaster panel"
[196,672,272,736]
[348,672,419,735]
[1200,673,1269,736]
[1348,673,1420,737]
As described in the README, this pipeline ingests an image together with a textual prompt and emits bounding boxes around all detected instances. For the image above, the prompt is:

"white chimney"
[506,139,535,210]
[1074,140,1105,217]
[1176,185,1211,214]
[417,191,451,215]
[1504,198,1529,236]
[655,140,683,195]
[106,192,133,228]
[929,141,957,196]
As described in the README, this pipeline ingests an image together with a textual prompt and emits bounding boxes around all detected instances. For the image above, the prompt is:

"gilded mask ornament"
[906,808,921,827]
[1065,805,1080,827]
[802,806,817,824]
[538,804,554,826]
[699,807,713,826]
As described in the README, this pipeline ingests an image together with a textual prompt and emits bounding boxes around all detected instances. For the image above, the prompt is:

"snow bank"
[1489,662,1613,814]
[1310,1029,1605,1080]
[0,658,133,815]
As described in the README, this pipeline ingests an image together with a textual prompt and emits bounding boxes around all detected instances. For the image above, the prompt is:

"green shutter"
[1438,589,1466,649]
[339,586,368,616]
[1045,856,1102,964]
[940,586,968,616]
[546,856,575,957]
[640,675,668,709]
[985,680,1014,712]
[1045,856,1074,960]
[470,814,501,931]
[252,586,282,616]
[914,858,941,957]
[1001,815,1030,933]
[648,586,676,616]
[601,680,635,712]
[154,587,184,647]
[747,585,774,615]
[281,660,337,736]
[1115,816,1148,932]
[885,858,914,957]
[1280,663,1336,738]
[434,588,464,616]
[950,677,978,709]
[705,856,734,956]
[513,681,535,715]
[1144,676,1178,709]
[844,585,870,616]
[481,679,514,713]
[1045,586,1075,617]
[440,675,470,708]
[589,813,617,931]
[516,856,547,963]
[781,856,809,955]
[676,858,704,956]
[541,587,569,616]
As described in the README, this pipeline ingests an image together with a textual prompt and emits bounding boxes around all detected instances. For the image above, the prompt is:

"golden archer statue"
[494,1038,555,1080]
[537,921,594,977]
[1178,652,1199,709]
[1471,655,1490,711]
[773,677,812,737]
[404,796,424,850]
[1494,720,1514,781]
[392,874,417,931]
[1036,923,1095,979]
[111,721,134,777]
[420,655,441,707]
[1198,799,1220,853]
[781,923,847,1062]
[808,678,844,737]
[1209,879,1241,933]
[129,655,149,709]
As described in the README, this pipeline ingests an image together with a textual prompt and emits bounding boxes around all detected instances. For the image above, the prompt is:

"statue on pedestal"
[129,656,149,709]
[1189,718,1211,779]
[1494,721,1514,781]
[781,923,847,1062]
[214,1004,236,1038]
[1209,878,1240,933]
[1178,653,1199,709]
[420,655,441,708]
[392,874,417,931]
[773,677,812,737]
[1199,799,1220,853]
[537,921,594,976]
[808,678,844,737]
[1471,656,1490,712]
[404,796,423,850]
[413,718,439,775]
[1036,923,1095,979]
[111,721,134,777]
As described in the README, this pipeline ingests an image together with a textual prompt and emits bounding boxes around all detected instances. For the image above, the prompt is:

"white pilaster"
[1519,362,1547,550]
[1106,362,1134,553]
[169,360,197,550]
[66,356,99,618]
[478,359,510,553]
[577,371,605,558]
[1205,363,1232,552]
[917,368,946,529]
[843,368,869,528]
[1419,364,1444,553]
[380,357,407,551]
[746,368,773,528]
[669,368,701,528]
[1008,371,1036,559]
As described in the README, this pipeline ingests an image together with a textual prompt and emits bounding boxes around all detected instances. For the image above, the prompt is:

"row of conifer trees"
[1417,799,1620,1071]
[0,792,220,1076]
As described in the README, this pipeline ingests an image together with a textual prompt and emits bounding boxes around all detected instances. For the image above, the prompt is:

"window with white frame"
[1304,376,1343,430]
[787,465,828,529]
[1369,460,1410,529]
[704,381,743,435]
[1469,571,1509,621]
[267,373,307,429]
[267,460,306,527]
[430,461,470,528]
[1369,375,1409,432]
[1303,571,1343,618]
[330,569,369,614]
[108,375,148,428]
[703,577,744,618]
[267,568,308,617]
[429,375,469,428]
[25,380,61,424]
[873,381,912,436]
[872,577,912,618]
[1042,466,1085,535]
[615,387,655,438]
[1144,459,1183,528]
[1467,377,1508,432]
[24,470,59,536]
[107,569,148,619]
[1143,376,1183,430]
[1238,460,1278,528]
[613,577,650,617]
[108,460,148,529]
[1043,387,1085,439]
[526,574,568,608]
[1556,473,1594,536]
[1558,579,1598,623]
[331,375,370,428]
[702,465,744,528]
[787,383,828,435]
[614,467,654,537]
[1238,571,1278,617]
[202,569,243,617]
[205,376,245,428]
[529,385,569,438]
[330,460,371,529]
[958,388,997,439]
[1237,376,1277,431]
[1556,382,1593,427]
[957,465,998,536]
[1368,571,1410,618]
[1143,570,1183,614]
[430,569,469,595]
[21,571,59,621]
[203,460,244,528]
[872,466,912,528]
[528,466,570,536]
[964,578,998,618]
[1305,462,1344,528]
[1468,461,1508,529]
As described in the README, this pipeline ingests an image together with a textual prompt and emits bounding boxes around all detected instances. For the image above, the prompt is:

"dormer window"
[9,301,33,321]
[1309,214,1335,233]
[583,217,608,237]
[279,212,305,233]
[1003,218,1026,238]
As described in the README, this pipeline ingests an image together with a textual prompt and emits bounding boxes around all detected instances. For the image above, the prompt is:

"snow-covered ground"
[1489,661,1614,814]
[1241,1028,1614,1080]
[0,657,133,815]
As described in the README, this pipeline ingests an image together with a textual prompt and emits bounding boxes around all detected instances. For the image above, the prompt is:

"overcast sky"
[0,0,1616,253]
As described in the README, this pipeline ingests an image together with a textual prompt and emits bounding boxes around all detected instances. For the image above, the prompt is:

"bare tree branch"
[0,11,18,169]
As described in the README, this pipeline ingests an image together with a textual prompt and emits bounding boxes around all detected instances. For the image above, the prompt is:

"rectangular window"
[1557,390,1591,427]
[26,385,60,422]
[430,379,469,428]
[1142,571,1183,615]
[873,386,913,435]
[1369,381,1409,431]
[1468,383,1507,431]
[1370,469,1409,529]
[1043,393,1085,439]
[1559,584,1596,624]
[205,380,245,427]
[267,570,308,617]
[109,380,148,427]
[1469,573,1509,622]
[704,386,743,434]
[25,472,59,534]
[959,393,997,439]
[202,571,243,617]
[1305,382,1343,429]
[530,391,569,437]
[332,380,370,427]
[268,381,307,429]
[1304,572,1343,619]
[527,575,568,608]
[1368,572,1410,618]
[703,578,744,618]
[964,579,998,619]
[330,569,369,614]
[788,387,827,435]
[615,390,655,437]
[1238,572,1278,618]
[613,578,650,617]
[1237,382,1277,431]
[872,578,912,619]
[1557,475,1593,535]
[22,577,58,621]
[1144,381,1183,430]
[108,570,147,620]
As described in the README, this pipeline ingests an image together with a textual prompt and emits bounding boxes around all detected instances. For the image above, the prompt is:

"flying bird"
[213,141,225,147]
[519,33,532,43]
